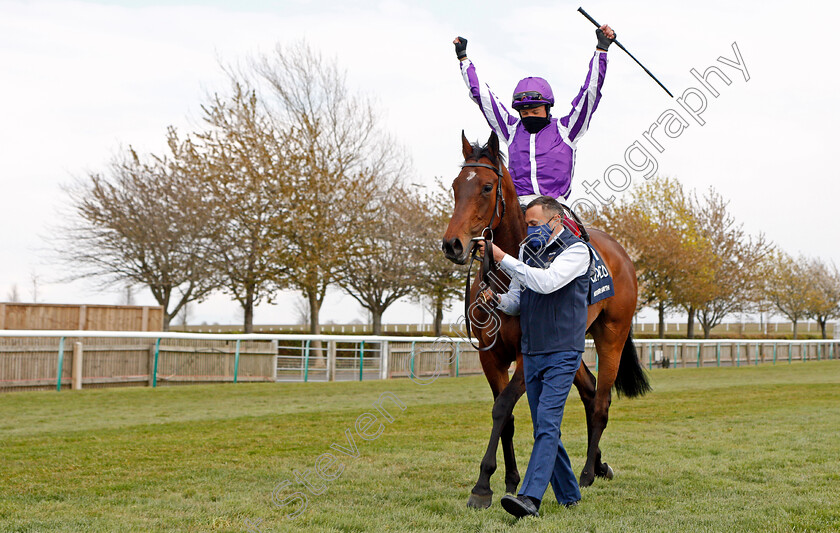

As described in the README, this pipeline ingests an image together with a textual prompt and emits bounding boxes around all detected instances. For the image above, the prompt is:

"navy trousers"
[518,350,583,506]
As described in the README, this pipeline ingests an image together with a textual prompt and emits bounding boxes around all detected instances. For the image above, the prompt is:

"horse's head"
[441,131,508,265]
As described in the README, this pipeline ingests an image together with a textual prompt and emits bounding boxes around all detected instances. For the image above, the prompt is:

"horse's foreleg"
[499,364,525,494]
[467,367,524,509]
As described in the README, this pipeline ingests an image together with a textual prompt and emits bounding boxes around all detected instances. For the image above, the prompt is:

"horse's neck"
[494,182,526,258]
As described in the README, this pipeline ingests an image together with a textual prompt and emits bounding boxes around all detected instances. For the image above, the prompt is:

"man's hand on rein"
[475,239,506,262]
[479,288,500,309]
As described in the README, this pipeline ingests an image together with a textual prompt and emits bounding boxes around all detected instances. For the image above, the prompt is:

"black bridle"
[461,159,506,352]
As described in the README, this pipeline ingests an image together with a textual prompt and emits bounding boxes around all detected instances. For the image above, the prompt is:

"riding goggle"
[512,91,544,102]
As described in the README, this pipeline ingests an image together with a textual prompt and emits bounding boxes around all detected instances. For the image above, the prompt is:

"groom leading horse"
[442,131,649,513]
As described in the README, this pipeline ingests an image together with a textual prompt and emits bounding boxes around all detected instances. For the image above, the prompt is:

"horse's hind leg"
[467,359,525,509]
[579,320,626,488]
[573,362,599,479]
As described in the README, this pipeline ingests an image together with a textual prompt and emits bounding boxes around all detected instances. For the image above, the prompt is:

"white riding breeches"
[518,194,570,209]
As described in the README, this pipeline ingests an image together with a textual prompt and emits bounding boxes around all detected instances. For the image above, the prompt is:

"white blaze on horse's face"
[465,170,477,181]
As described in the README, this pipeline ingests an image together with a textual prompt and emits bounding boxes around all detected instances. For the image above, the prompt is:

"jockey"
[453,26,615,219]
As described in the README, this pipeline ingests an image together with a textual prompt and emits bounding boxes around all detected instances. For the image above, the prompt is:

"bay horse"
[441,131,650,509]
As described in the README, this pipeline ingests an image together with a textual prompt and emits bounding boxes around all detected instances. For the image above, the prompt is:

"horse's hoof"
[579,470,595,488]
[595,463,614,480]
[467,492,493,509]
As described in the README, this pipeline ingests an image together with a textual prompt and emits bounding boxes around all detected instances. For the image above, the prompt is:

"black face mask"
[521,115,551,134]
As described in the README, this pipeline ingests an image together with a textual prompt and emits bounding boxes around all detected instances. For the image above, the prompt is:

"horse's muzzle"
[441,237,468,265]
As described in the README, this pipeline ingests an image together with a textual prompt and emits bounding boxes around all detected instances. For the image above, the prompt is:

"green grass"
[1,361,839,532]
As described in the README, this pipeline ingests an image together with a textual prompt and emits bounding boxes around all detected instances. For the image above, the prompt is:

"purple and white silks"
[460,51,607,200]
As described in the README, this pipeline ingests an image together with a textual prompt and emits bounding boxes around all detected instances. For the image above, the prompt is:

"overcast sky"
[1,0,838,326]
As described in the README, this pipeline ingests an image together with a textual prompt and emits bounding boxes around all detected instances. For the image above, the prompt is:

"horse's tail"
[614,331,652,398]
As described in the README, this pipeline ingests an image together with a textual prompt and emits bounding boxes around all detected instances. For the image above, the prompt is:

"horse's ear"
[461,130,473,160]
[487,131,500,161]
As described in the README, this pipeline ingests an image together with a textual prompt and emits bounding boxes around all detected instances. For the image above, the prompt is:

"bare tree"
[596,177,712,338]
[173,81,293,333]
[252,41,403,338]
[121,283,135,306]
[412,180,467,337]
[177,300,190,327]
[805,257,840,339]
[6,284,20,303]
[596,178,770,339]
[692,188,771,338]
[59,146,216,330]
[293,295,310,327]
[336,187,424,335]
[30,271,42,303]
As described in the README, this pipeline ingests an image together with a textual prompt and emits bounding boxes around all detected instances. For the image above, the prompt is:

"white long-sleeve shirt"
[497,236,590,316]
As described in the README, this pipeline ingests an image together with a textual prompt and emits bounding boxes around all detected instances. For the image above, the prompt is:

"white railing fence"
[0,331,837,392]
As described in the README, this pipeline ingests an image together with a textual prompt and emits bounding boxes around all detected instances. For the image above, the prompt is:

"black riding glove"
[596,28,614,51]
[454,36,468,60]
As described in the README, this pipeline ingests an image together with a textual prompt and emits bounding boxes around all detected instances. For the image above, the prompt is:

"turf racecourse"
[1,361,839,532]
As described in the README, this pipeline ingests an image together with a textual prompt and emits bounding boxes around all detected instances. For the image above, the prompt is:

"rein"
[462,159,506,352]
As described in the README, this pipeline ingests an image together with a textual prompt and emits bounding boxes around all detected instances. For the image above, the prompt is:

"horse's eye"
[483,184,493,193]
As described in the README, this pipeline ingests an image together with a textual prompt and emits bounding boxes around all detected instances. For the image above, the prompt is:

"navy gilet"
[519,229,590,355]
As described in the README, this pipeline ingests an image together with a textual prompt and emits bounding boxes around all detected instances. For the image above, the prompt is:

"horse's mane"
[463,141,506,168]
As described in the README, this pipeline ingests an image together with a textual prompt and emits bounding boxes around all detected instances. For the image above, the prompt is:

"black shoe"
[500,494,539,518]
[563,499,580,508]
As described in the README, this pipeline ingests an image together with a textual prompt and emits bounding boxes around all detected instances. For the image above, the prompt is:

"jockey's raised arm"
[452,26,615,222]
[456,47,518,143]
[559,51,608,144]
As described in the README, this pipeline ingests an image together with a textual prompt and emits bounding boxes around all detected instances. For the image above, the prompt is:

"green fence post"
[818,342,821,361]
[697,343,701,367]
[233,339,241,383]
[56,337,66,391]
[788,343,792,364]
[455,342,461,378]
[736,343,740,367]
[410,341,416,377]
[152,338,161,388]
[773,343,777,365]
[303,340,310,383]
[648,343,652,370]
[755,343,759,366]
[359,341,365,382]
[716,343,720,367]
